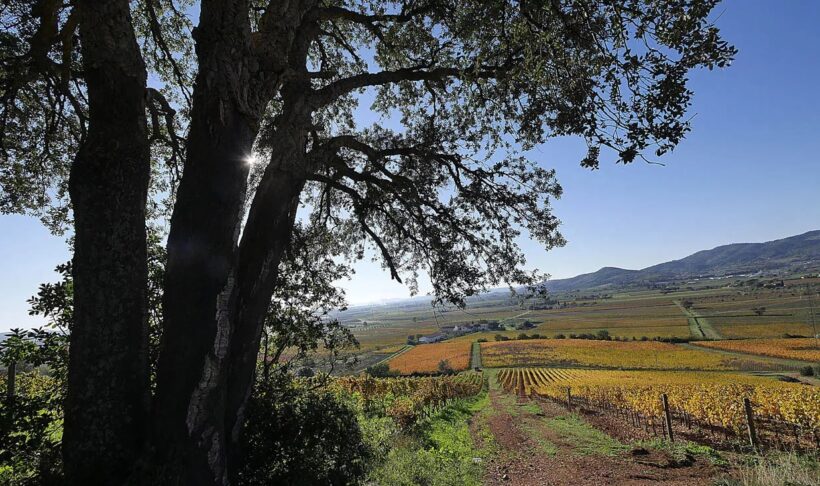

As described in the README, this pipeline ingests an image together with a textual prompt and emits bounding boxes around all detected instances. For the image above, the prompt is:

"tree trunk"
[225,158,306,471]
[152,1,259,483]
[153,2,315,482]
[64,0,151,483]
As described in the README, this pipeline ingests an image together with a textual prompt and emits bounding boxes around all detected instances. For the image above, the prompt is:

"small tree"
[365,363,393,378]
[753,306,767,316]
[295,367,314,378]
[596,329,611,341]
[437,359,454,375]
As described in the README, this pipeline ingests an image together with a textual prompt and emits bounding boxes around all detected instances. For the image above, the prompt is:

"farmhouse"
[418,333,446,344]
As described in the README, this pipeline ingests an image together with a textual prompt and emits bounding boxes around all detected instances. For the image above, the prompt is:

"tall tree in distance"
[1,1,736,484]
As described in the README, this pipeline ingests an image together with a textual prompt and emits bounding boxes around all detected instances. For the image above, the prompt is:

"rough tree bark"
[64,0,151,483]
[224,91,312,471]
[152,0,259,483]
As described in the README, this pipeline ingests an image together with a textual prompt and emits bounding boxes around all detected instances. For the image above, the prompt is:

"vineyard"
[498,368,820,450]
[387,341,472,374]
[332,372,484,426]
[480,339,749,370]
[693,338,820,363]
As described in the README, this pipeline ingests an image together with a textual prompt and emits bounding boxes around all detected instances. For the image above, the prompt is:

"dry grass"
[721,453,819,486]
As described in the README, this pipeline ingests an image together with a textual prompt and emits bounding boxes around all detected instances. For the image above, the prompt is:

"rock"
[472,457,483,464]
[502,473,509,481]
[630,447,649,456]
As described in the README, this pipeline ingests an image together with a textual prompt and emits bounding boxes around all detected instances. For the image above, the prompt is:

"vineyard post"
[566,387,572,410]
[743,398,758,451]
[662,393,674,442]
[6,361,15,401]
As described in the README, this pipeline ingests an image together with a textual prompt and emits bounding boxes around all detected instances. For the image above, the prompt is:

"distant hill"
[545,230,820,292]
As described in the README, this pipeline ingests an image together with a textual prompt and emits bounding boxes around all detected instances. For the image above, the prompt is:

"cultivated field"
[387,341,472,374]
[683,288,817,338]
[480,338,761,370]
[499,368,819,436]
[341,283,820,356]
[693,338,820,363]
[529,298,691,339]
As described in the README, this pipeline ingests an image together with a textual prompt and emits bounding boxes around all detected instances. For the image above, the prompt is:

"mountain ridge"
[545,230,820,292]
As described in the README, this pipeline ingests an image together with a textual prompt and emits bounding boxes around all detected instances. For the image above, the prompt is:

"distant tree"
[517,333,529,340]
[753,307,767,316]
[682,300,694,310]
[295,367,315,378]
[516,320,536,330]
[596,329,611,341]
[437,359,455,375]
[554,334,566,340]
[407,335,416,345]
[365,363,394,378]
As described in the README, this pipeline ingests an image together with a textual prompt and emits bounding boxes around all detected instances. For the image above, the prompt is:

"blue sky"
[2,0,819,331]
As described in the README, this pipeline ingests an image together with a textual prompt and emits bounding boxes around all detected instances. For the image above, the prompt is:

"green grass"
[367,392,491,486]
[637,438,728,466]
[543,414,628,456]
[520,417,559,456]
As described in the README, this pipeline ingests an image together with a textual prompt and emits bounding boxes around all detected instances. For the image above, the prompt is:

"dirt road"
[471,377,724,485]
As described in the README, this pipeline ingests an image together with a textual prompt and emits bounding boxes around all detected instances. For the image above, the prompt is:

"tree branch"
[310,63,510,107]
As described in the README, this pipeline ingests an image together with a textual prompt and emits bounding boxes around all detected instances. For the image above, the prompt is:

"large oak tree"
[1,0,734,483]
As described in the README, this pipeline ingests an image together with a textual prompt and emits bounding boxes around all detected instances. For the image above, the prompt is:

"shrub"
[365,362,395,377]
[0,328,67,484]
[554,334,566,339]
[799,366,814,377]
[295,366,315,378]
[236,374,372,485]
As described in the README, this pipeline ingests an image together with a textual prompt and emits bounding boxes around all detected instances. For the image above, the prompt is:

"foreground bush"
[235,374,372,485]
